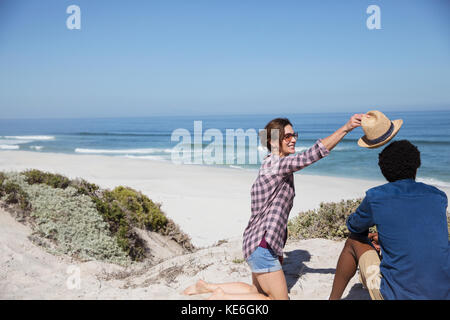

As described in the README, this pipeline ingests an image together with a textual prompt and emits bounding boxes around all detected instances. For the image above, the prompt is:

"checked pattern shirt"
[242,140,330,260]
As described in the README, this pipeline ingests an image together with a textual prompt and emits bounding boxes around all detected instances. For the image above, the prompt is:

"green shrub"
[0,180,31,211]
[288,198,363,240]
[159,218,196,252]
[3,172,130,265]
[2,170,196,263]
[288,199,448,241]
[93,195,147,261]
[109,186,168,231]
[95,186,194,257]
[0,172,6,186]
[70,178,100,196]
[23,169,70,189]
[22,169,100,196]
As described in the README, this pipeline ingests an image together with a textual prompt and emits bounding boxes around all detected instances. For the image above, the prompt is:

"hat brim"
[358,119,403,149]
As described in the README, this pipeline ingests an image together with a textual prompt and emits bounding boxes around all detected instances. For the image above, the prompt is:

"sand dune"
[0,208,369,299]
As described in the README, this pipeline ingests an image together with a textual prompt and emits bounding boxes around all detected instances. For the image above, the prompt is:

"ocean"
[1,111,449,187]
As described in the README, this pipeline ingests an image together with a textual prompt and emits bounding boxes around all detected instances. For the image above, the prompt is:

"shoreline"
[1,148,449,188]
[1,150,449,248]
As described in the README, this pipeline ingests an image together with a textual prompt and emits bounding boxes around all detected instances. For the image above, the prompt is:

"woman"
[183,114,364,300]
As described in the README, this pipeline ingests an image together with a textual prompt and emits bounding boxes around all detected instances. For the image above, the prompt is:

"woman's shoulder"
[258,154,281,176]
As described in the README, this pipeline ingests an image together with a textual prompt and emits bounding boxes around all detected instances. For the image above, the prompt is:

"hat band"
[362,122,394,145]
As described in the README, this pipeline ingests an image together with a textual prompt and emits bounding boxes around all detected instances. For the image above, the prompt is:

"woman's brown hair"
[260,118,292,152]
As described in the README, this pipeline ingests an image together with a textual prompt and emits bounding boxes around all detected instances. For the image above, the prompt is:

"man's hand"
[368,232,380,252]
[344,113,365,133]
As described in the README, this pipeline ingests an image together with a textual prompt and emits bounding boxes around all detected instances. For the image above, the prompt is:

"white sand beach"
[0,151,449,300]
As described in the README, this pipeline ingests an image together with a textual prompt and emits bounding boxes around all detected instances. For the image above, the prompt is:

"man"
[329,140,449,300]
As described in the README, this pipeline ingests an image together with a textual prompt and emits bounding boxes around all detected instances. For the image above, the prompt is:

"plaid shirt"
[242,139,330,260]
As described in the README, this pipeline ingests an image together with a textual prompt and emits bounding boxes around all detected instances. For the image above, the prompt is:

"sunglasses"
[283,132,299,142]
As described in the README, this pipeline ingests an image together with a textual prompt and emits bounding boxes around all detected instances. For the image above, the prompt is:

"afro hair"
[378,140,421,182]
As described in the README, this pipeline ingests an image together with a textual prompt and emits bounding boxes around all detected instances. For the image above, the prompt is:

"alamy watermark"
[66,5,381,31]
[364,264,382,290]
[170,121,282,174]
[66,5,81,30]
[366,5,381,30]
[66,265,81,290]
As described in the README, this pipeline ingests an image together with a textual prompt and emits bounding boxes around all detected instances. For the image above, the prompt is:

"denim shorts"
[246,246,282,273]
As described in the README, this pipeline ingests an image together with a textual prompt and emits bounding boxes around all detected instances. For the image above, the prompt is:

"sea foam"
[0,145,19,150]
[4,135,55,140]
[75,147,174,154]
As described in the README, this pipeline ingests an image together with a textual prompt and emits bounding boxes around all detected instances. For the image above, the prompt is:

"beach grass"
[0,169,195,265]
[288,198,364,240]
[288,198,450,241]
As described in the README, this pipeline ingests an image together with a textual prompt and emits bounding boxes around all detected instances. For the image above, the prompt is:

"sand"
[0,151,448,300]
[0,208,369,300]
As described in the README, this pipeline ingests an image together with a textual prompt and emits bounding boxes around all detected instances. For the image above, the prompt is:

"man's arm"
[346,196,375,235]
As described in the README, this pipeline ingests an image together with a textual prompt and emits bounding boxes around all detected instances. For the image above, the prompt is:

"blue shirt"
[347,179,450,300]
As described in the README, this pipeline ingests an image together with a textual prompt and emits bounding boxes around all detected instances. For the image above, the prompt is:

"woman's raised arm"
[321,113,365,151]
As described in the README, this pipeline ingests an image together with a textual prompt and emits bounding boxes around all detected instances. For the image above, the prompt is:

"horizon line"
[1,108,450,121]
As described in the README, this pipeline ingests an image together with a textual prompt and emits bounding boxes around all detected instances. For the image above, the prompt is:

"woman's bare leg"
[252,273,265,294]
[255,270,289,300]
[183,279,258,296]
[207,270,289,300]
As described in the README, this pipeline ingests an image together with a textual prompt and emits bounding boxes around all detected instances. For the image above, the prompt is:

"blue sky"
[0,0,449,118]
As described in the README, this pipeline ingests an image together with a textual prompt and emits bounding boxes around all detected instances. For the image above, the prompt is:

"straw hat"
[358,110,403,148]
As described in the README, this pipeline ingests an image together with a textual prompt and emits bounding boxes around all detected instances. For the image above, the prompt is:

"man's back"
[348,179,449,299]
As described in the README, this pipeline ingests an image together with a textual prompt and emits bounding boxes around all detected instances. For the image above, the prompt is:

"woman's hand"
[321,113,365,151]
[344,113,365,133]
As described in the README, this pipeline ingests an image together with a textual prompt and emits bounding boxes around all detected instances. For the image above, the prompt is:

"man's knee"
[343,237,358,260]
[346,234,377,262]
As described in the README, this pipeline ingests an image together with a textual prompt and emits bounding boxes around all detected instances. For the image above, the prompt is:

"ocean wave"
[0,144,19,150]
[30,146,44,150]
[0,139,32,145]
[3,135,55,140]
[73,143,357,157]
[123,155,170,161]
[75,147,174,154]
[74,146,217,155]
[76,132,171,137]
